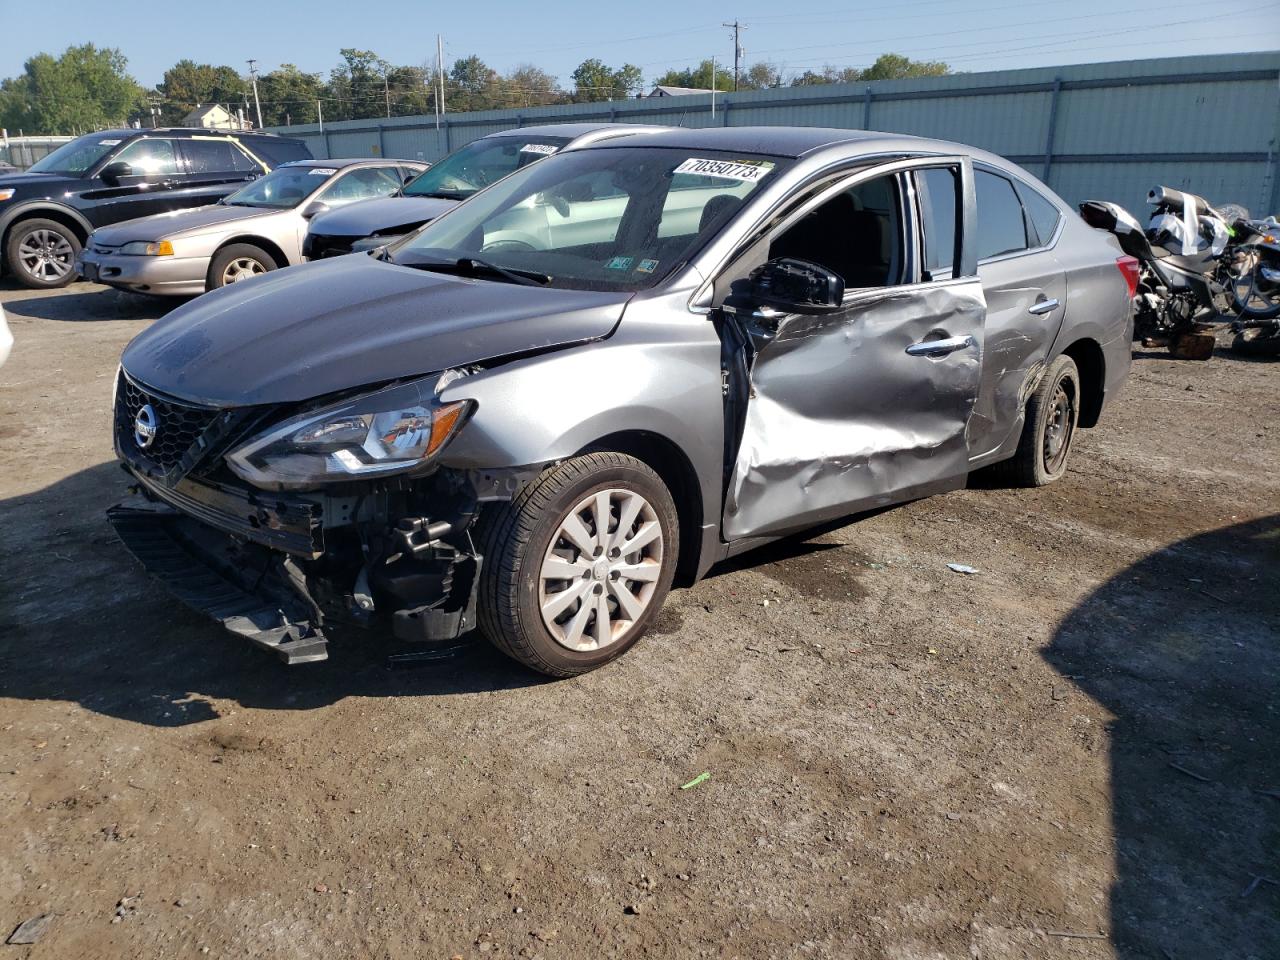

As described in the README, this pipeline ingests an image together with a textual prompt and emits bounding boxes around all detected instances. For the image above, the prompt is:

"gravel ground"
[0,278,1277,960]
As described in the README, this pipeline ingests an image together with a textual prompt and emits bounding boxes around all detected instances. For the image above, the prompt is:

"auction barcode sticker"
[673,158,774,182]
[520,143,559,155]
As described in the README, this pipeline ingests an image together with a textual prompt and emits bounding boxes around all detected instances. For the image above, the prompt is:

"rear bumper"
[77,248,208,296]
[107,498,329,664]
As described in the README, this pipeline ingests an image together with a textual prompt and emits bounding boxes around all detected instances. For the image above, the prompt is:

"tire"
[1231,266,1280,321]
[476,452,680,677]
[5,218,81,289]
[987,355,1081,487]
[207,243,275,291]
[1230,329,1280,358]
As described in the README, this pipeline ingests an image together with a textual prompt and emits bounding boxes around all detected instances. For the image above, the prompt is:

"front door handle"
[906,334,975,358]
[1027,297,1060,315]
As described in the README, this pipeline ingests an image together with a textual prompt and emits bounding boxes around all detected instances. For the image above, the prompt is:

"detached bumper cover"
[107,501,329,664]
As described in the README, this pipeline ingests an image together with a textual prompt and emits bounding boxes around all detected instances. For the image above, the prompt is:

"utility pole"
[384,72,392,119]
[317,99,323,135]
[711,56,716,120]
[246,59,263,129]
[722,20,746,91]
[437,35,446,120]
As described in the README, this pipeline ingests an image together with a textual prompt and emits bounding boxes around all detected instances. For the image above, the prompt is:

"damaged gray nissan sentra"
[109,127,1133,675]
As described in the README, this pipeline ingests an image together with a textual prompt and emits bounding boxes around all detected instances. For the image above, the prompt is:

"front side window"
[974,169,1028,260]
[111,138,180,177]
[402,136,571,201]
[392,147,786,292]
[223,164,333,208]
[320,166,403,205]
[27,133,121,176]
[916,166,960,281]
[768,173,904,289]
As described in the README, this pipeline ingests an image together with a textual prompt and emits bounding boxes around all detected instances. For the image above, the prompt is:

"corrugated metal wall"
[271,52,1280,216]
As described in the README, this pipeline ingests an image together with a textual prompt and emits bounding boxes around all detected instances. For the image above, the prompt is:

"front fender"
[0,200,93,240]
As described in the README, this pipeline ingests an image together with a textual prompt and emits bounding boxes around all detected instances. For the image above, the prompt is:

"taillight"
[1116,256,1140,297]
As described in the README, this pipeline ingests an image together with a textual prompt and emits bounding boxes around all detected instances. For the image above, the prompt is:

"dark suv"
[0,128,311,289]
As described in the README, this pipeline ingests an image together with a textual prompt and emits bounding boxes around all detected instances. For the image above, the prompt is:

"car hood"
[0,171,76,190]
[92,204,280,244]
[308,196,458,238]
[121,254,631,407]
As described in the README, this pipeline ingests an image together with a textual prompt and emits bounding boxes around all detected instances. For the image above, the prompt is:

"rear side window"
[915,166,960,281]
[248,137,313,166]
[183,139,259,175]
[1019,184,1063,246]
[975,170,1028,260]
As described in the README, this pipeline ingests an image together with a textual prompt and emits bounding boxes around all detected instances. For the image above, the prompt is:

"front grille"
[114,371,225,483]
[308,234,357,259]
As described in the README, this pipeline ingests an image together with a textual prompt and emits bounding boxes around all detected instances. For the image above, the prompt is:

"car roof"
[280,158,413,170]
[571,125,979,160]
[87,127,294,140]
[478,122,668,144]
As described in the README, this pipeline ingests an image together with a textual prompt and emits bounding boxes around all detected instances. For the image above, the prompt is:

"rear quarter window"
[1019,184,1063,246]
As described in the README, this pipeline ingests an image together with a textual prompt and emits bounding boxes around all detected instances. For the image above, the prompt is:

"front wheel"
[988,355,1081,487]
[477,452,679,677]
[1231,263,1280,321]
[207,243,275,291]
[5,218,81,289]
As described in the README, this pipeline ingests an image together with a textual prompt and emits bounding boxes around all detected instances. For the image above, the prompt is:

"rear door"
[718,157,986,541]
[175,136,264,206]
[964,167,1068,460]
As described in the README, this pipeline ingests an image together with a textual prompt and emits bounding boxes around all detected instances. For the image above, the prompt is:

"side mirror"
[99,161,132,186]
[300,200,330,220]
[749,258,845,314]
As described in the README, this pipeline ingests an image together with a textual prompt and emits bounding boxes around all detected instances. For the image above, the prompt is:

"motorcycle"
[1079,186,1245,360]
[1227,217,1280,357]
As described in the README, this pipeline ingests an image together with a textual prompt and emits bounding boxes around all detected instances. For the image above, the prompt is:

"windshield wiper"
[404,190,467,201]
[399,256,551,286]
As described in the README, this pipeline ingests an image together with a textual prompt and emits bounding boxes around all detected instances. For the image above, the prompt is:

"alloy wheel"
[538,488,664,652]
[222,257,266,284]
[18,229,74,282]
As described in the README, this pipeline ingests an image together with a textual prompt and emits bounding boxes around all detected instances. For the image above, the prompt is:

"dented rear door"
[722,157,985,540]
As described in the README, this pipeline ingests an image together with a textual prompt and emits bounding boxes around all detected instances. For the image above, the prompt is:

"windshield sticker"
[520,143,559,156]
[98,139,122,146]
[605,256,634,271]
[309,168,337,176]
[635,258,659,274]
[673,157,774,182]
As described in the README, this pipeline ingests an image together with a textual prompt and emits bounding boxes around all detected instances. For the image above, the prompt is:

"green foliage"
[256,64,323,127]
[571,59,643,102]
[739,62,783,90]
[158,59,247,124]
[790,54,950,87]
[0,44,145,134]
[654,59,734,93]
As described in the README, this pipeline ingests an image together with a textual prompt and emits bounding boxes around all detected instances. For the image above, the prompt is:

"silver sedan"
[76,159,425,296]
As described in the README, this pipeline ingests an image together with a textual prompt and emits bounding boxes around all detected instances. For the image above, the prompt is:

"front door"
[719,159,986,540]
[81,137,186,226]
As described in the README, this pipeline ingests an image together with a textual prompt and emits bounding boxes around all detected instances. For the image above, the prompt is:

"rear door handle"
[1027,297,1060,315]
[905,334,975,357]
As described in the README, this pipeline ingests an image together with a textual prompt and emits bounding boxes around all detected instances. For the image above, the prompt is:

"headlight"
[0,188,14,202]
[225,378,474,489]
[119,240,174,256]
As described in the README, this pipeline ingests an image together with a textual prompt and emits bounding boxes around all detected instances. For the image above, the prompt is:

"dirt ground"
[0,278,1276,960]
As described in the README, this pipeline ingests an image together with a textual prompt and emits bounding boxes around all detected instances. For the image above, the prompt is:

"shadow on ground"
[0,462,543,727]
[1,285,183,322]
[1045,515,1280,958]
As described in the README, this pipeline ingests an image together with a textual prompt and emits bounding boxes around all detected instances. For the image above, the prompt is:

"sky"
[1,0,1277,91]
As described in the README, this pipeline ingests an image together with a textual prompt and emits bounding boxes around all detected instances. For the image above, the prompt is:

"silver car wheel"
[538,488,664,652]
[222,257,266,284]
[18,229,74,281]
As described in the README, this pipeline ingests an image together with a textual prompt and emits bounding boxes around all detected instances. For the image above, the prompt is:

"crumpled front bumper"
[107,497,330,664]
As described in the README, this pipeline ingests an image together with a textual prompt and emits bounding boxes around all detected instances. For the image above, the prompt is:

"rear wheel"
[987,355,1081,487]
[5,218,81,289]
[477,452,679,677]
[207,243,275,291]
[1230,328,1280,357]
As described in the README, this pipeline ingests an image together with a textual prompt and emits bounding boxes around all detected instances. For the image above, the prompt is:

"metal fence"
[0,135,73,169]
[270,52,1280,217]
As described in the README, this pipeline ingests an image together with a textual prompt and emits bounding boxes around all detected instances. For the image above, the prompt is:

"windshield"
[27,133,124,176]
[390,147,785,292]
[402,135,570,200]
[224,164,333,208]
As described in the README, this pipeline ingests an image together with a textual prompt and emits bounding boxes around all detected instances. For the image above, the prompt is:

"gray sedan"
[77,158,424,295]
[109,127,1132,674]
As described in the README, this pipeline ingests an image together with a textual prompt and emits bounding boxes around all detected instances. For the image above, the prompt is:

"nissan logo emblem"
[134,403,158,449]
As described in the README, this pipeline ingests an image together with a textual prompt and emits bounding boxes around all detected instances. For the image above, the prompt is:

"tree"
[0,44,145,134]
[325,48,392,121]
[257,64,323,126]
[739,62,782,90]
[447,55,501,112]
[859,53,949,81]
[158,60,248,124]
[502,64,565,107]
[654,59,733,92]
[570,59,641,102]
[791,65,860,87]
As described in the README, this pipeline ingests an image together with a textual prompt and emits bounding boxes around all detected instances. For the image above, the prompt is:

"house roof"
[648,85,715,97]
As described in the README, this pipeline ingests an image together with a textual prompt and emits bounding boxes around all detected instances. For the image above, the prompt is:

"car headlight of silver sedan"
[226,378,474,489]
[119,240,175,256]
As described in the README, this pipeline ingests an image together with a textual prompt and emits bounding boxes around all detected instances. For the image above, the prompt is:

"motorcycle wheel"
[1232,266,1280,320]
[1230,328,1280,358]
